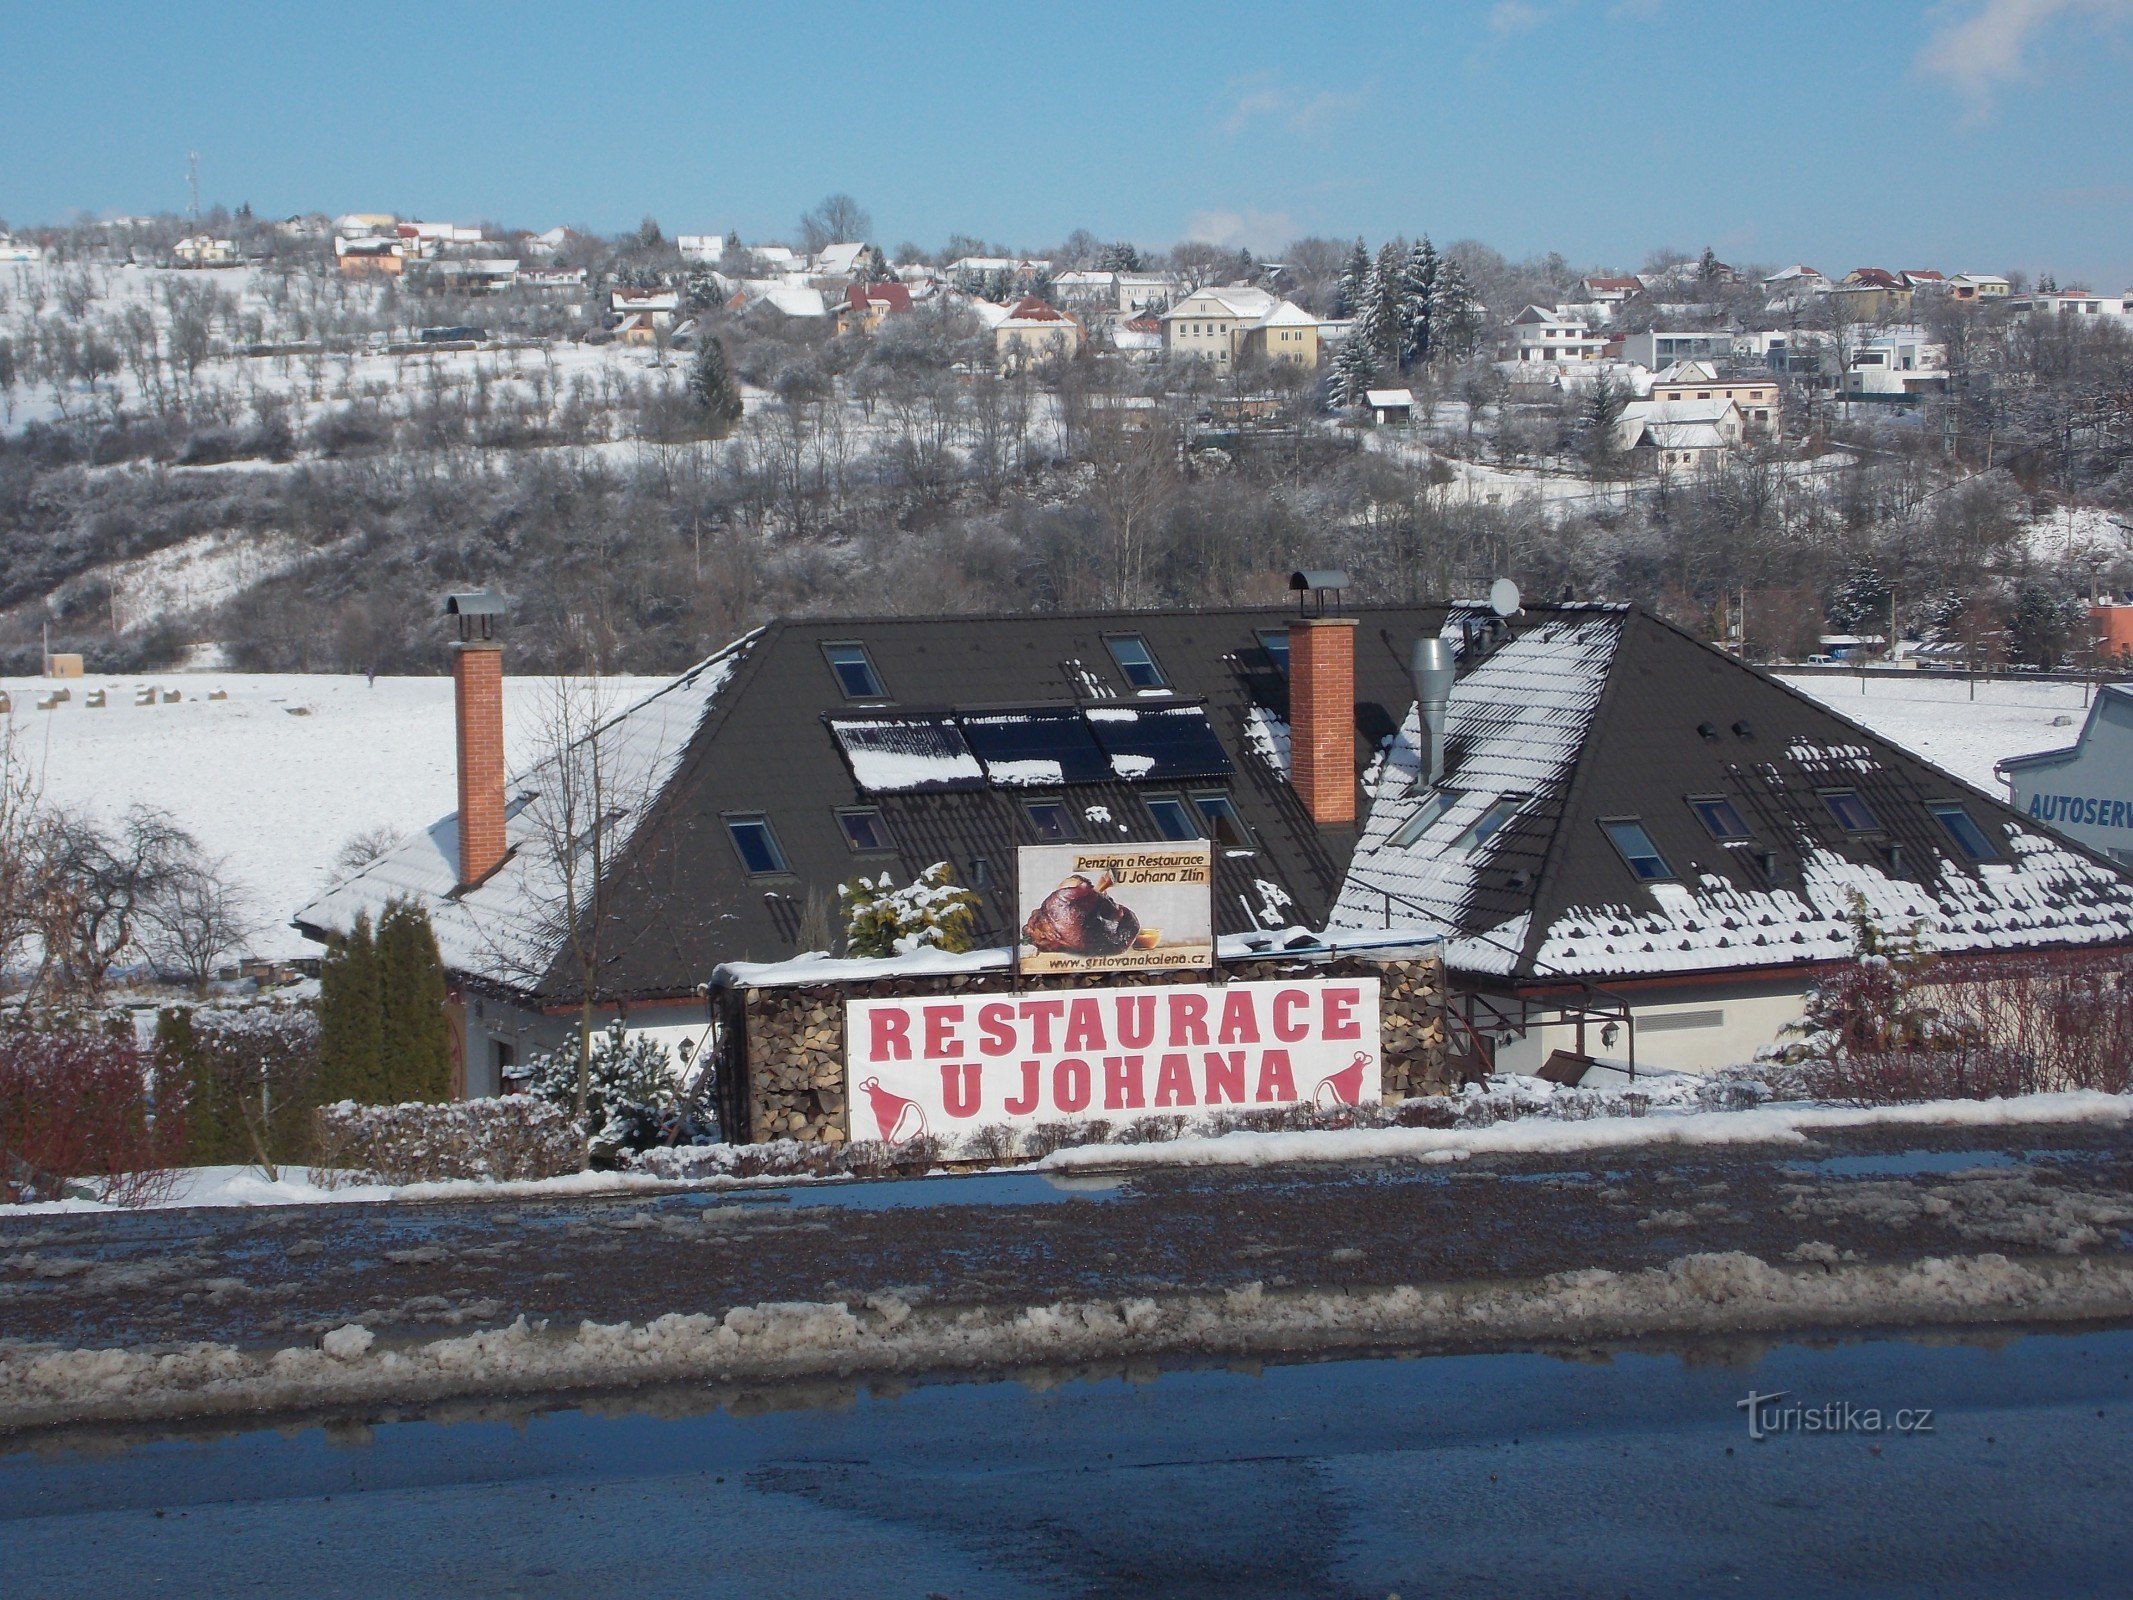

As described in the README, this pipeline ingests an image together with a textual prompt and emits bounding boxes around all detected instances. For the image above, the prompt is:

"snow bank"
[1036,1090,2133,1173]
[0,1163,681,1217]
[8,1248,2131,1430]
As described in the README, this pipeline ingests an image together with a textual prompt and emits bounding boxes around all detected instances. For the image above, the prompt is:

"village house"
[1760,264,1830,306]
[171,235,239,267]
[677,233,730,264]
[1616,330,1732,370]
[1578,276,1643,314]
[1160,286,1324,370]
[610,288,680,326]
[1843,332,1948,400]
[1365,388,1415,425]
[1614,397,1745,473]
[1647,360,1781,435]
[296,591,2133,1105]
[334,235,405,277]
[1506,306,1606,364]
[1828,268,1914,320]
[1948,273,2011,302]
[2010,288,2133,320]
[835,281,913,335]
[992,296,1083,370]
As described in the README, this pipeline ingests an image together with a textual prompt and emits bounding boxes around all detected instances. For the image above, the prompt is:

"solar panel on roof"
[1085,703,1234,782]
[828,714,985,792]
[959,707,1111,787]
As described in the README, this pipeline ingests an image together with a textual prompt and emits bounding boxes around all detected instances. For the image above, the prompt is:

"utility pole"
[186,152,201,227]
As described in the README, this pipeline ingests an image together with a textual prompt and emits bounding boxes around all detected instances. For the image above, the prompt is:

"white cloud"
[1181,209,1299,254]
[1916,0,2133,115]
[1218,74,1369,137]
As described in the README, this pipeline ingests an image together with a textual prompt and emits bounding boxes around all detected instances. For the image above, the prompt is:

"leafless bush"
[0,1025,184,1204]
[311,1097,585,1186]
[1795,948,2133,1106]
[1115,1115,1189,1144]
[959,1123,1019,1163]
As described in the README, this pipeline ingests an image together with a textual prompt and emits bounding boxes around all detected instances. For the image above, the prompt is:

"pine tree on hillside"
[376,899,452,1103]
[1827,562,1890,634]
[1097,241,1143,273]
[316,910,384,1103]
[1331,330,1380,408]
[1361,243,1407,376]
[1431,259,1482,359]
[862,244,893,283]
[1335,238,1371,319]
[687,335,743,436]
[1399,236,1440,370]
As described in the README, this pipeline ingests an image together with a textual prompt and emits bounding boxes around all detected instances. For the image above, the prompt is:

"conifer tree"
[376,899,452,1103]
[1335,238,1371,319]
[1431,259,1482,359]
[1361,243,1406,375]
[315,910,383,1103]
[1399,236,1440,370]
[840,864,981,957]
[1097,241,1143,273]
[687,335,743,436]
[1331,330,1380,408]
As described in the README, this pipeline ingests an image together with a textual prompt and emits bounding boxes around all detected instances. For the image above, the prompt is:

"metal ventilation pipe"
[1411,635,1457,790]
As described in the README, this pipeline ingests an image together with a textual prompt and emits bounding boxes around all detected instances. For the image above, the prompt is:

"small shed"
[1365,387,1415,425]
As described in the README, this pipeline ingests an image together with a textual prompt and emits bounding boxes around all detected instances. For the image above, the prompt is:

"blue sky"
[4,0,2129,284]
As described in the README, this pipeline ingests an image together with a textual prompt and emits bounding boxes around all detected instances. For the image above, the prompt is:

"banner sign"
[1016,842,1213,975]
[846,977,1381,1142]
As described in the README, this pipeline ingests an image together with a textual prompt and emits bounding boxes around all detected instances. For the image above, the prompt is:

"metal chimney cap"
[444,590,508,617]
[1288,569,1351,593]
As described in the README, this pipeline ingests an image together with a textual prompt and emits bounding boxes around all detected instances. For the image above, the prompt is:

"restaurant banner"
[1016,842,1213,975]
[847,977,1381,1142]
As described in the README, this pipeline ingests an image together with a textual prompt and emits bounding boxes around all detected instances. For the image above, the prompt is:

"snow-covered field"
[2,671,661,959]
[1775,670,2089,792]
[0,664,2101,965]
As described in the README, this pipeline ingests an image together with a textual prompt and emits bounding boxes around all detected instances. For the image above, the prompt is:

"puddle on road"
[1784,1149,2026,1179]
[688,1170,1133,1213]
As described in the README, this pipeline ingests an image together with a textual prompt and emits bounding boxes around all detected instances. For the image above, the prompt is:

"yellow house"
[993,297,1083,371]
[1240,300,1321,368]
[1161,286,1323,371]
[1648,360,1782,436]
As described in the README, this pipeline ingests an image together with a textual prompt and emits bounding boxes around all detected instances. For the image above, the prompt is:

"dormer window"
[1105,635,1165,689]
[823,642,886,700]
[1821,790,1880,834]
[1689,796,1752,841]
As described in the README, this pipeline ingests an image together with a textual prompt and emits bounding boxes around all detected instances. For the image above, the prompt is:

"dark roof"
[299,604,2133,1002]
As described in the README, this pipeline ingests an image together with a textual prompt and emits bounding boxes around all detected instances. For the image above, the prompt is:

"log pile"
[734,954,1449,1146]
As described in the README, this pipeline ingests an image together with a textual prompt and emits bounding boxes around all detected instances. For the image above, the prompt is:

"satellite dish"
[1489,578,1522,618]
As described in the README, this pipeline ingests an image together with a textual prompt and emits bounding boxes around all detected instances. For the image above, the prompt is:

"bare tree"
[142,856,255,994]
[31,807,194,1001]
[799,194,871,254]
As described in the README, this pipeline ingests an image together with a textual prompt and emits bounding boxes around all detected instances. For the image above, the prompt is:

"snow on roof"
[1620,398,1740,425]
[1365,388,1415,407]
[1529,830,2133,979]
[1639,420,1730,451]
[813,242,867,275]
[1330,608,1625,944]
[1253,300,1318,328]
[742,284,826,318]
[1162,285,1278,320]
[295,634,759,988]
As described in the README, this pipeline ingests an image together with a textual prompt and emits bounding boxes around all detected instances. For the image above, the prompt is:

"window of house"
[1930,803,1999,861]
[725,814,790,875]
[1821,790,1881,833]
[1602,818,1673,881]
[1024,799,1075,842]
[1105,634,1166,689]
[1460,798,1525,854]
[837,807,894,852]
[1689,796,1753,841]
[822,642,886,699]
[1193,792,1250,847]
[1144,795,1200,841]
[1390,789,1461,848]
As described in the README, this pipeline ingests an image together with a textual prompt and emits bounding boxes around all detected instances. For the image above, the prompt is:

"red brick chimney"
[453,641,506,887]
[1287,617,1359,826]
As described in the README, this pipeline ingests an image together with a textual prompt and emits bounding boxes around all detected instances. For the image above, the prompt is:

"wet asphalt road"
[6,1120,2132,1355]
[3,1325,2130,1598]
